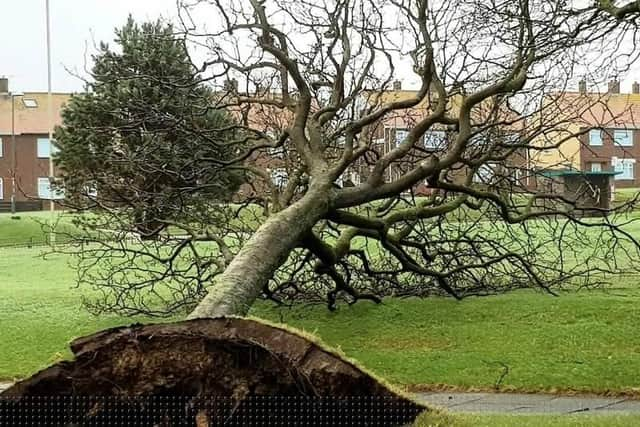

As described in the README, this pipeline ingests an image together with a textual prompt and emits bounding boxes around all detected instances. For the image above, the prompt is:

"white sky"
[2,1,640,94]
[1,0,178,93]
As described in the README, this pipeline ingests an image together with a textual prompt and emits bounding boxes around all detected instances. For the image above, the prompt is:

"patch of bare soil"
[0,317,426,426]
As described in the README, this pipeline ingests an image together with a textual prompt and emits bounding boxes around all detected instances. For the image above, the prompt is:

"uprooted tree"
[52,0,640,319]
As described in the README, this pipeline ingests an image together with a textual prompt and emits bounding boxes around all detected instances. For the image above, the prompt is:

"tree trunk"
[187,188,330,318]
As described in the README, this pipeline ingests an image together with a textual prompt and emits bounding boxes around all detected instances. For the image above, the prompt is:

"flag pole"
[46,0,55,245]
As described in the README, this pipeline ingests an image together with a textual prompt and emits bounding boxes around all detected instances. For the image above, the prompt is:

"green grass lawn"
[0,247,164,380]
[0,211,79,247]
[253,283,640,394]
[2,246,640,397]
[415,411,640,427]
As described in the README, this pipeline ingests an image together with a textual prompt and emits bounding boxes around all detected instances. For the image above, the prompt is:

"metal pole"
[46,0,55,244]
[10,94,16,215]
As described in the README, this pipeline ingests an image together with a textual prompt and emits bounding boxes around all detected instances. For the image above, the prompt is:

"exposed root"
[1,317,426,425]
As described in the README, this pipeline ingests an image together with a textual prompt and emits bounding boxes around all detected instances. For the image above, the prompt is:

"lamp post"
[10,92,24,215]
[45,0,55,244]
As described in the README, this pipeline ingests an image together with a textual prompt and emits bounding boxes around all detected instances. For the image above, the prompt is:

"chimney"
[578,79,587,94]
[607,79,620,94]
[223,78,238,93]
[0,77,8,94]
[633,81,640,94]
[392,80,402,91]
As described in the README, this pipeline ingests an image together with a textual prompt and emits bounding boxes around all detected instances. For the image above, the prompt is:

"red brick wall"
[580,128,640,188]
[0,133,59,209]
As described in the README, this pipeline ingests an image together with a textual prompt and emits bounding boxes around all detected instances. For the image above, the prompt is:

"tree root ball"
[0,317,427,426]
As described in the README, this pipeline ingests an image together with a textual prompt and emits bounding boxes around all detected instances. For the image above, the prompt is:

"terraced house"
[0,78,70,212]
[533,79,640,190]
[357,81,528,194]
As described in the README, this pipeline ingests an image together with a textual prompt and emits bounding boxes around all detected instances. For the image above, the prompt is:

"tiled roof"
[0,92,71,135]
[545,92,640,128]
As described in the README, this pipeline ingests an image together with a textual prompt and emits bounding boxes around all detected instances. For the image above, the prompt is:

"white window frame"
[267,146,285,158]
[590,162,602,172]
[37,177,65,200]
[612,157,635,180]
[423,130,446,149]
[37,177,51,198]
[512,168,522,182]
[589,129,603,146]
[0,137,3,157]
[350,171,361,185]
[270,168,288,188]
[0,177,3,200]
[22,98,38,108]
[473,163,496,184]
[37,138,60,158]
[613,129,633,147]
[85,185,98,198]
[394,128,410,146]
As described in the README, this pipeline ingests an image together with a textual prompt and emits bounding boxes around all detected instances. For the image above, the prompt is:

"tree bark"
[187,186,331,318]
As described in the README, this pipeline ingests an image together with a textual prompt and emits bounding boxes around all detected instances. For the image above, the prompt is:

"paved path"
[2,381,640,414]
[415,392,640,414]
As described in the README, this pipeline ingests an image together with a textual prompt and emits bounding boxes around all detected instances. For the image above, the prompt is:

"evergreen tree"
[56,17,243,237]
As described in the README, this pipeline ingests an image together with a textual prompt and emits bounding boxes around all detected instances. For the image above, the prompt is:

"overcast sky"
[4,1,640,95]
[1,0,178,93]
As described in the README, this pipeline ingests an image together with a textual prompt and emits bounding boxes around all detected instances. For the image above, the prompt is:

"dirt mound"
[0,317,426,425]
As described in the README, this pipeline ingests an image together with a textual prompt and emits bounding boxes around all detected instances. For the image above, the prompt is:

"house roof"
[363,89,523,131]
[0,92,71,135]
[544,91,640,129]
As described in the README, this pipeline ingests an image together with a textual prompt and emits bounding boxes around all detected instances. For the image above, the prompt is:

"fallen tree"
[0,318,426,425]
[51,0,640,319]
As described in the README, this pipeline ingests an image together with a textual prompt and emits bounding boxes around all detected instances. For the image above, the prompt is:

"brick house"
[532,79,640,189]
[0,78,70,212]
[356,81,528,193]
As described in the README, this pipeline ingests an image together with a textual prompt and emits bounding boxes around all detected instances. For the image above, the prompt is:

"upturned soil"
[0,317,425,426]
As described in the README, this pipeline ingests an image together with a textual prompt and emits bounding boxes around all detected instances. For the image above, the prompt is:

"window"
[0,137,3,157]
[590,162,602,172]
[37,177,50,198]
[350,171,361,186]
[37,138,59,158]
[612,157,635,180]
[270,169,288,187]
[37,177,64,200]
[512,168,522,182]
[267,146,285,157]
[22,98,38,108]
[0,178,3,200]
[614,129,633,147]
[85,185,98,197]
[394,129,410,146]
[424,130,446,149]
[473,163,496,184]
[589,129,602,146]
[503,133,520,144]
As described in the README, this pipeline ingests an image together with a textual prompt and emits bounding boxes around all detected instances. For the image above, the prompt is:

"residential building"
[532,79,640,189]
[0,78,70,212]
[357,81,528,193]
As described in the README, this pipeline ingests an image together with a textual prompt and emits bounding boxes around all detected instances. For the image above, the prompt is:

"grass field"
[254,284,640,394]
[2,245,640,397]
[0,211,79,247]
[415,411,640,426]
